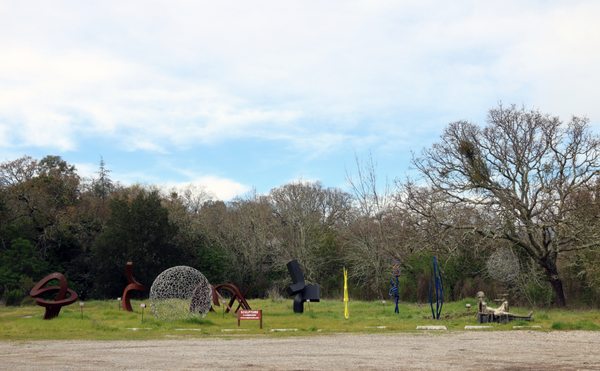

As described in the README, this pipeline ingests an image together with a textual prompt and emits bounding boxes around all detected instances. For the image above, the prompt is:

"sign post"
[237,309,262,329]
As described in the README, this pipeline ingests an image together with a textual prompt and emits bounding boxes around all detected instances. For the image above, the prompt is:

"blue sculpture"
[428,256,444,319]
[388,263,400,314]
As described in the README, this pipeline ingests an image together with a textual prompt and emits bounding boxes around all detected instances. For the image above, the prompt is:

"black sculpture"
[286,260,320,313]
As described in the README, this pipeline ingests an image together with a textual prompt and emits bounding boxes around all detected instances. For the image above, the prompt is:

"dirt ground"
[1,331,599,370]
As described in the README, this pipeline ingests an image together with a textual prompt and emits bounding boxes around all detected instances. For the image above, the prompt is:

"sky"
[1,1,599,200]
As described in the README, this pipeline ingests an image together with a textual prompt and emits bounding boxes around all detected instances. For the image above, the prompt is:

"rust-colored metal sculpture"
[30,272,78,320]
[122,261,146,311]
[211,283,251,313]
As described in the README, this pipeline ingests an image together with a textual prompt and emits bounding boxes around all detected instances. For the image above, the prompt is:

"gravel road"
[1,331,599,370]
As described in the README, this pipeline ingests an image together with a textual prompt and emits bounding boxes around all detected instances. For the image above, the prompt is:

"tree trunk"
[549,276,567,307]
[540,257,567,307]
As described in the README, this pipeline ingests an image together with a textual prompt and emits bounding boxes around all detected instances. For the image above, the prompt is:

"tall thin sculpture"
[389,263,400,314]
[428,256,444,320]
[30,272,78,319]
[343,267,349,319]
[122,261,146,312]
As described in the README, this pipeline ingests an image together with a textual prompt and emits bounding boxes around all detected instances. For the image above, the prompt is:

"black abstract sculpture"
[286,259,320,313]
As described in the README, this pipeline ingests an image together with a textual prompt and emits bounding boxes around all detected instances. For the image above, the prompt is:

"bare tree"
[410,104,600,306]
[346,153,392,218]
[343,155,394,297]
[269,181,352,283]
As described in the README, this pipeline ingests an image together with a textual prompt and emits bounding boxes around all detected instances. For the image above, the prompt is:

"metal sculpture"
[286,259,320,313]
[343,267,349,319]
[190,280,213,315]
[30,272,78,320]
[389,263,400,314]
[211,283,251,313]
[122,261,146,312]
[149,266,211,320]
[428,256,444,320]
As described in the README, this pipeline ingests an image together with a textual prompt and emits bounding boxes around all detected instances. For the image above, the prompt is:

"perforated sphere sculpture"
[190,281,213,314]
[149,266,212,320]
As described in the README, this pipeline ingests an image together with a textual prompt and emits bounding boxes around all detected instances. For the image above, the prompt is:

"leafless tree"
[269,181,352,283]
[410,104,600,306]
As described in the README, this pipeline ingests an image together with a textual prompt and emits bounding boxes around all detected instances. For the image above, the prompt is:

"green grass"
[551,320,600,330]
[0,298,598,340]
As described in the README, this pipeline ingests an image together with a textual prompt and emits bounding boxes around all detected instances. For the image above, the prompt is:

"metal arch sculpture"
[211,283,251,313]
[428,256,444,320]
[122,261,146,312]
[30,272,78,320]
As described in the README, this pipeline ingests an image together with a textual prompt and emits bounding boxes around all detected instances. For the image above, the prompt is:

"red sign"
[238,309,262,329]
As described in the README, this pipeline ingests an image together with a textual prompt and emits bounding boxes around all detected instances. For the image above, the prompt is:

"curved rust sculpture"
[211,283,251,313]
[122,261,146,311]
[30,272,78,319]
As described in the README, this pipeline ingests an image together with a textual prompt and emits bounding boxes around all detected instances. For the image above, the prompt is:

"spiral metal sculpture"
[30,272,78,320]
[122,261,146,312]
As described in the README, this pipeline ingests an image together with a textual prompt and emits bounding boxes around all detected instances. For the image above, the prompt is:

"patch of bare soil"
[1,331,599,370]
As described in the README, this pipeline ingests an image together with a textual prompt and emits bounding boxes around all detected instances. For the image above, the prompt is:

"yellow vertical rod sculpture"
[343,267,349,319]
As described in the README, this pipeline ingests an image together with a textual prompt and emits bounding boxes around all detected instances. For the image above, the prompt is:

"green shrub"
[4,289,24,306]
[523,280,553,307]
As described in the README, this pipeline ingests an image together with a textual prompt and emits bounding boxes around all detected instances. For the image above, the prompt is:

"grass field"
[1,298,599,340]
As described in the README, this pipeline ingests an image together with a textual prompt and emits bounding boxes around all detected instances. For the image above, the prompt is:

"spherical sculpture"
[190,282,212,314]
[149,266,212,320]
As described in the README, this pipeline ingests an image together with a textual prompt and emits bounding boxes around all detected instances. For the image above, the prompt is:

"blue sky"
[1,1,599,199]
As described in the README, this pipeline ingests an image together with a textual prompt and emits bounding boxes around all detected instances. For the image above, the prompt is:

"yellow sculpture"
[343,267,349,319]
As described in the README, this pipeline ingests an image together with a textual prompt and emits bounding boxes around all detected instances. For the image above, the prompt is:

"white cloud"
[1,0,599,158]
[72,161,98,180]
[162,176,250,201]
[106,164,250,200]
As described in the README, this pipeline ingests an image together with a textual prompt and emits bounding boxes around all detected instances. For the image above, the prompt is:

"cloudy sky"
[1,0,599,199]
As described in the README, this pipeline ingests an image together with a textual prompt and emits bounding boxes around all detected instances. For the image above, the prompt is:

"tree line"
[1,105,599,307]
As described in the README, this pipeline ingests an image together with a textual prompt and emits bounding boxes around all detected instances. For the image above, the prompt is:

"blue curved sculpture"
[428,256,444,320]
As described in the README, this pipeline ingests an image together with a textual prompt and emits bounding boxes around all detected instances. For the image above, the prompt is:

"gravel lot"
[1,331,599,370]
